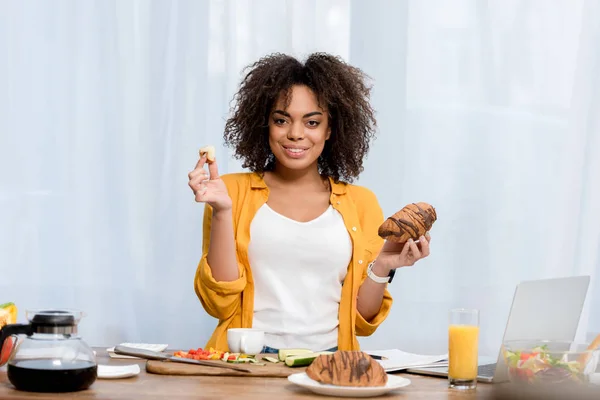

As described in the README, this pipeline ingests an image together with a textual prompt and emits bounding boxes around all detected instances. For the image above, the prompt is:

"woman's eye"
[307,120,320,127]
[274,118,287,125]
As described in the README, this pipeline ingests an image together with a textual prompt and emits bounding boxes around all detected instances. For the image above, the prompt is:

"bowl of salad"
[502,340,600,385]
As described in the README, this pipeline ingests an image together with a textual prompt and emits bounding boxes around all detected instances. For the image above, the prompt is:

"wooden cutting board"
[146,354,305,378]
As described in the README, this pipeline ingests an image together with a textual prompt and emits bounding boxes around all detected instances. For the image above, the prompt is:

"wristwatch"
[367,262,396,284]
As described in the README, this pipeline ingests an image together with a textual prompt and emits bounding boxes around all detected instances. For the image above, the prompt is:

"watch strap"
[367,262,394,284]
[388,268,396,283]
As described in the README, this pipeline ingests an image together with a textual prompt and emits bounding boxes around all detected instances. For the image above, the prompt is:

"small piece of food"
[278,348,312,362]
[284,351,334,367]
[226,353,256,363]
[173,347,266,366]
[174,347,225,361]
[0,302,17,326]
[263,356,280,363]
[378,202,437,244]
[306,351,388,387]
[199,145,216,163]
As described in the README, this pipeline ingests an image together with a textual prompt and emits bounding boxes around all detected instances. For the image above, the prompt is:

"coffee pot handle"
[0,324,33,366]
[0,324,32,344]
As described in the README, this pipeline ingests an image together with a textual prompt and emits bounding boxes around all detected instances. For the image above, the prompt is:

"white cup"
[227,328,265,355]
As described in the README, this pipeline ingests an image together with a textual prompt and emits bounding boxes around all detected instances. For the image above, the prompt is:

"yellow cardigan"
[194,172,393,351]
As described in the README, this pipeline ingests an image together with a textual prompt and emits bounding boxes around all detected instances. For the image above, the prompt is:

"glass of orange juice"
[448,308,479,390]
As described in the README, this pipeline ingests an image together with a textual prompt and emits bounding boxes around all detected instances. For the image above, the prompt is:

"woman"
[187,53,431,353]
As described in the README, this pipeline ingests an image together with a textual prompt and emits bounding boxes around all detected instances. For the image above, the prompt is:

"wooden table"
[0,348,594,400]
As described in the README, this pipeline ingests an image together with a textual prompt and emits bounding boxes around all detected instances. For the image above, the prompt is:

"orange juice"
[448,324,479,380]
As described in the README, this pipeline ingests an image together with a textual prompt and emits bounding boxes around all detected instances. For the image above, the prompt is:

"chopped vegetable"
[285,351,334,367]
[263,356,280,363]
[278,348,313,362]
[504,345,589,384]
[174,347,261,367]
[174,347,226,361]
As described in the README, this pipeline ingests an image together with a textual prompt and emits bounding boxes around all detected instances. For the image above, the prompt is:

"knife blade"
[113,345,252,373]
[367,354,389,360]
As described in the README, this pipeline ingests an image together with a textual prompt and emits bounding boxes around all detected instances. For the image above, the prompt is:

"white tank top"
[248,203,352,351]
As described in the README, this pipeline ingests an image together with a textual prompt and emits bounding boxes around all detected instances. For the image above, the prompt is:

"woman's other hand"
[188,155,232,213]
[375,233,431,273]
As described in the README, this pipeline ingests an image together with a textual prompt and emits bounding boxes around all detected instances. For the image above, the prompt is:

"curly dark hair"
[223,52,377,183]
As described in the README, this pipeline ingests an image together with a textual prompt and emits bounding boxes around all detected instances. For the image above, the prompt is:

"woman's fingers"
[208,159,220,180]
[393,240,412,267]
[194,185,209,202]
[188,153,223,204]
[399,240,411,258]
[188,159,208,180]
[188,171,208,187]
[195,155,207,170]
[408,239,421,260]
[188,174,208,193]
[383,240,406,252]
[418,235,430,257]
[188,168,206,180]
[188,159,209,194]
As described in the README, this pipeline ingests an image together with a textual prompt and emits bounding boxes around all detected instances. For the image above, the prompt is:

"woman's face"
[268,85,331,172]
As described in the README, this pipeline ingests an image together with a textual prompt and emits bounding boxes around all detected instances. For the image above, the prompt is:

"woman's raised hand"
[375,233,431,272]
[187,155,232,213]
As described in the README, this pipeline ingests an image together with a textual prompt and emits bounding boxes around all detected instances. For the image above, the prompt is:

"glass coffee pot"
[0,309,97,392]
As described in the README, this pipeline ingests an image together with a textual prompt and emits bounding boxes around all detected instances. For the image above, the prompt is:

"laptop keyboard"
[477,363,496,377]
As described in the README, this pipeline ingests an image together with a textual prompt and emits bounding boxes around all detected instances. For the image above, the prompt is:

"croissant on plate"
[378,202,437,244]
[306,351,387,387]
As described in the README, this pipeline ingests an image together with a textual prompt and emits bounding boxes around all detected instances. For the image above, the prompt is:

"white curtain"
[1,0,599,358]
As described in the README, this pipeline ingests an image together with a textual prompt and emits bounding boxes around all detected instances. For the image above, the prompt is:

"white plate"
[97,364,140,379]
[287,372,411,398]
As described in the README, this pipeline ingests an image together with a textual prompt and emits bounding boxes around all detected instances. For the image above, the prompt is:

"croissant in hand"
[306,351,387,387]
[378,202,437,244]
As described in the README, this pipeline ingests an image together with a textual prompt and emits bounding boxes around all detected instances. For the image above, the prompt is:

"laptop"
[406,275,591,383]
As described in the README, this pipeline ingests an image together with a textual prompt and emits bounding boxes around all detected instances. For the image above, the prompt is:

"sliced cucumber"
[284,351,333,367]
[262,356,280,363]
[227,357,257,363]
[278,348,312,362]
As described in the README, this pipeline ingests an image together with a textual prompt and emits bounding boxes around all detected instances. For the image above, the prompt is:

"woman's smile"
[281,144,310,158]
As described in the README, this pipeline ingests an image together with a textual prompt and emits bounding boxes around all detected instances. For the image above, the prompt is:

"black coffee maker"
[0,309,97,392]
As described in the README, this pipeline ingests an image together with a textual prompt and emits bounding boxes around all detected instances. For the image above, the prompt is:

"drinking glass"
[448,308,479,390]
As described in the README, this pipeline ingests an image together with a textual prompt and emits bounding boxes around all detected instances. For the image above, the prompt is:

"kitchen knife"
[113,345,252,373]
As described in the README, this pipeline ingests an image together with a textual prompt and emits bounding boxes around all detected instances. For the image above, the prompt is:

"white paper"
[367,349,448,372]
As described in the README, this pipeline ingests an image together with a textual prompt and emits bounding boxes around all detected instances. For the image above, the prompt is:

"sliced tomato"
[519,352,538,361]
[0,337,14,366]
